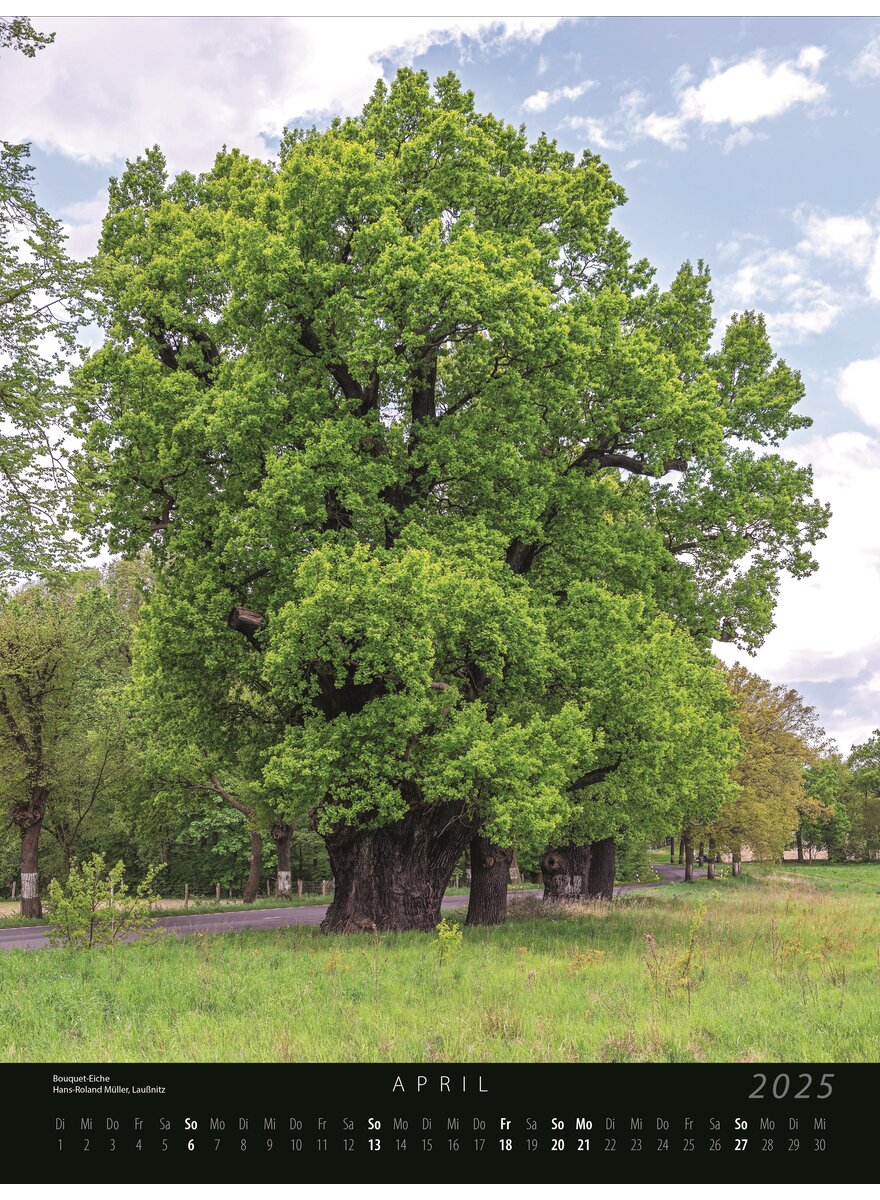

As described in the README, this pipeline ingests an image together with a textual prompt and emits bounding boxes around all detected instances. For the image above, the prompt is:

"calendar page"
[9,1063,873,1184]
[1,8,877,1194]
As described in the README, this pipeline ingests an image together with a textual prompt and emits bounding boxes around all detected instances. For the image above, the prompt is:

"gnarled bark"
[320,800,478,933]
[541,843,590,903]
[466,837,512,926]
[585,837,616,901]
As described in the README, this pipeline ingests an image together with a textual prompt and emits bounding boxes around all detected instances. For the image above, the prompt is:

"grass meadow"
[1,864,877,1064]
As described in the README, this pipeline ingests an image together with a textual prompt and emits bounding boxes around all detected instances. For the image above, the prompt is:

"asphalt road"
[0,862,706,951]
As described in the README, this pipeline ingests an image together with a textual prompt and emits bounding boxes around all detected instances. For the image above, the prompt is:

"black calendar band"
[4,1063,874,1185]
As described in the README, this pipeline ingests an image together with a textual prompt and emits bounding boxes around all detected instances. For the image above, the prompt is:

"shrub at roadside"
[47,853,164,949]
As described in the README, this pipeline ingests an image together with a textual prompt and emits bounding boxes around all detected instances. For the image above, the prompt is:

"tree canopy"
[708,665,829,859]
[71,70,830,929]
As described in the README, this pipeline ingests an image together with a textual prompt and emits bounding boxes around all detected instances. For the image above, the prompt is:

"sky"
[2,13,880,753]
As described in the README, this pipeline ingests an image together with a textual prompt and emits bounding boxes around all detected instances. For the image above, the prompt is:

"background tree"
[538,592,739,905]
[845,731,880,860]
[795,754,847,861]
[708,666,828,868]
[73,70,827,933]
[1,19,83,581]
[0,570,132,915]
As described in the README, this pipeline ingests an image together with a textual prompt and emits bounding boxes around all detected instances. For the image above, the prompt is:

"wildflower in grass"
[434,917,463,968]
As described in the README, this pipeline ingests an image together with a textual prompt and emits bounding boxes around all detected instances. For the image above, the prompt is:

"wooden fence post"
[297,879,303,897]
[11,880,16,901]
[184,883,189,908]
[215,883,220,902]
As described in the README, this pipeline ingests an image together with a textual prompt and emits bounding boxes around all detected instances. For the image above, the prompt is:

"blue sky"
[3,14,880,752]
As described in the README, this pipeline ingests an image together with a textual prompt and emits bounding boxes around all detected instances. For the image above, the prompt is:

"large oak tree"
[74,71,828,931]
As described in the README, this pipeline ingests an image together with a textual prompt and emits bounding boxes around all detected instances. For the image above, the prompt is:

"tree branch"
[570,756,622,792]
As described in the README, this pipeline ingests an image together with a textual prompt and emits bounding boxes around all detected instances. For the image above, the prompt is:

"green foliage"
[848,729,880,799]
[0,17,54,57]
[0,568,143,882]
[72,69,827,863]
[800,756,850,858]
[46,853,164,949]
[709,666,827,858]
[614,837,653,884]
[434,914,463,967]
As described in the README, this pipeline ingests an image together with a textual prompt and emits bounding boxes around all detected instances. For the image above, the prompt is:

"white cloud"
[60,190,108,261]
[0,16,561,172]
[837,358,880,431]
[678,47,826,127]
[797,213,874,269]
[765,301,842,342]
[521,80,593,113]
[849,33,880,81]
[717,205,880,346]
[715,431,880,751]
[719,247,842,343]
[796,45,826,72]
[563,114,620,151]
[723,128,763,153]
[867,235,880,300]
[592,45,828,156]
[637,111,687,150]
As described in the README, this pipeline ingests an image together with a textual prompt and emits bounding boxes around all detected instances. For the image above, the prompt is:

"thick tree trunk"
[586,837,616,901]
[466,837,512,926]
[796,829,804,863]
[732,846,742,877]
[272,822,293,897]
[541,843,590,903]
[243,831,262,903]
[19,815,44,919]
[684,834,694,882]
[706,836,716,880]
[320,801,477,933]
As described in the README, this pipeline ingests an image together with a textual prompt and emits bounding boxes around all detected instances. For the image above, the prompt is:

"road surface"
[0,862,706,951]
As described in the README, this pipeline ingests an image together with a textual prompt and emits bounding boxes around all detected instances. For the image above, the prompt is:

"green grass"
[1,863,878,1064]
[649,847,675,864]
